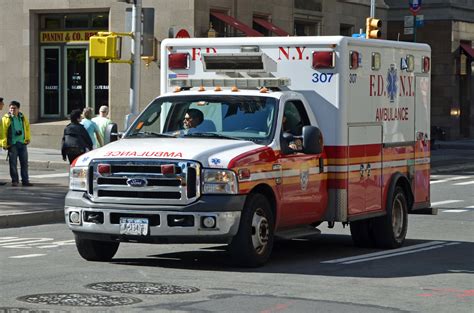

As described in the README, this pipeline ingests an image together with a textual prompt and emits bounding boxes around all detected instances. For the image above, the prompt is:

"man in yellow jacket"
[0,97,6,185]
[1,100,32,186]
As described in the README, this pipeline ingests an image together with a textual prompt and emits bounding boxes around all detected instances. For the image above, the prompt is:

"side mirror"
[302,126,323,154]
[104,123,120,144]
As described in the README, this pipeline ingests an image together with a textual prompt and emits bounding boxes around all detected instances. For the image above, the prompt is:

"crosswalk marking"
[29,173,68,179]
[9,254,46,259]
[453,180,474,186]
[430,176,470,184]
[0,237,75,249]
[321,241,460,265]
[431,200,463,206]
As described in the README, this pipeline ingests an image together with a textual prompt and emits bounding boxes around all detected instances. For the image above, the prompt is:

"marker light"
[350,51,359,69]
[422,56,430,73]
[161,164,176,175]
[97,164,111,176]
[168,53,190,69]
[312,51,335,69]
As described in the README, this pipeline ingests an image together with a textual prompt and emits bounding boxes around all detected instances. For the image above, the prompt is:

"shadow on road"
[111,235,474,278]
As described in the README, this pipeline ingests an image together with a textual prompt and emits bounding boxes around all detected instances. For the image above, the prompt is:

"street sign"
[416,15,424,27]
[404,27,414,35]
[409,0,422,14]
[404,16,414,28]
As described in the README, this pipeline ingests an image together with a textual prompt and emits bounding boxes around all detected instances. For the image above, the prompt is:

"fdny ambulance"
[65,36,433,266]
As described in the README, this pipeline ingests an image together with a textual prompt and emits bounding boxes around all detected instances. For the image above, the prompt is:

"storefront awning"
[211,12,263,37]
[253,18,290,36]
[460,42,474,58]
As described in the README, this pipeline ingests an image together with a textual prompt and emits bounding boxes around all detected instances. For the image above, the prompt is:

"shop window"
[210,12,229,37]
[65,14,89,29]
[253,16,270,36]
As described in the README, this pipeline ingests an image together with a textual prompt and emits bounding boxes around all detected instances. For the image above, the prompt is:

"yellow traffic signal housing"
[366,17,382,39]
[89,34,119,59]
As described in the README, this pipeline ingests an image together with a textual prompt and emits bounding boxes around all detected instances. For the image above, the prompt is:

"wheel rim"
[251,208,269,255]
[392,195,405,239]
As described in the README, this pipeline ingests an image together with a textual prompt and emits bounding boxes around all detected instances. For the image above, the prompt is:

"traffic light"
[366,17,382,39]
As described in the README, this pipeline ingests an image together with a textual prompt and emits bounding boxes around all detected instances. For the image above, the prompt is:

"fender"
[386,172,414,213]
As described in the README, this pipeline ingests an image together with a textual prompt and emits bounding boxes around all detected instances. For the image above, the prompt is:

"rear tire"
[372,186,408,248]
[75,234,119,261]
[350,219,375,248]
[229,193,274,267]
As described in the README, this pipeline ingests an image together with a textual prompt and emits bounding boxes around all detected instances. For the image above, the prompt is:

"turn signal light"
[168,53,190,69]
[312,51,335,69]
[161,164,176,175]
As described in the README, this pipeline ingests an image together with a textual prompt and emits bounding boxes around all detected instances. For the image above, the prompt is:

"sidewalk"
[1,140,474,229]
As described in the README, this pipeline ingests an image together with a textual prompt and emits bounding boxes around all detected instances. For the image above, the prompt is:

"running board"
[275,226,322,240]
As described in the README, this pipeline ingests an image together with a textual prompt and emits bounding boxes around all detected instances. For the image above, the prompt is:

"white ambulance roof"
[162,36,430,52]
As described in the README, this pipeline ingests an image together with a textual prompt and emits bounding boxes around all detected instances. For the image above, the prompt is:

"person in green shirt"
[1,101,32,186]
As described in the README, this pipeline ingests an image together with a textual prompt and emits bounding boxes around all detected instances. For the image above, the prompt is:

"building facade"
[386,0,474,139]
[0,0,387,148]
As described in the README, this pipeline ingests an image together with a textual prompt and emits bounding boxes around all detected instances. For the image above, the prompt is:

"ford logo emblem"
[127,178,148,187]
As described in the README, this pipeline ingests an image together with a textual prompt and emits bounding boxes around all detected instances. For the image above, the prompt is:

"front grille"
[88,160,200,205]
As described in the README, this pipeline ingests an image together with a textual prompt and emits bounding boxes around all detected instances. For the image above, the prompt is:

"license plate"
[119,217,149,236]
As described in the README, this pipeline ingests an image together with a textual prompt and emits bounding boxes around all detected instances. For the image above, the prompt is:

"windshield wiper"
[128,131,176,138]
[183,132,241,140]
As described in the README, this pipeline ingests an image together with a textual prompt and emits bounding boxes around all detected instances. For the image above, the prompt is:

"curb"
[431,163,474,174]
[0,209,64,229]
[0,160,69,171]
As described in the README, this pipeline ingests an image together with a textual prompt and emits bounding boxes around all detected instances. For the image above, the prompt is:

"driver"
[283,114,303,151]
[183,109,204,130]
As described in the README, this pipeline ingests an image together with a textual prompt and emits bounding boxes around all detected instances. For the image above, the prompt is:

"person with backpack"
[61,109,93,164]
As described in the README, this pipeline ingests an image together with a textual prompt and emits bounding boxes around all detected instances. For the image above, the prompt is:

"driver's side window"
[282,100,310,136]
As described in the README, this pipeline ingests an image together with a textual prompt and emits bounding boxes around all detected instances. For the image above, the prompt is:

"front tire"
[75,234,120,261]
[229,193,274,267]
[372,186,408,248]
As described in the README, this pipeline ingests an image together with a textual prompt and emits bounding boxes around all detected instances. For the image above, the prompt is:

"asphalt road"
[0,170,472,312]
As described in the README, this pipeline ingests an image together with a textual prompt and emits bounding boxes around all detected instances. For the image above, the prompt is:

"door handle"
[360,164,365,177]
[366,163,371,177]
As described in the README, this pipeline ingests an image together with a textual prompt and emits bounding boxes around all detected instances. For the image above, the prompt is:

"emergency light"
[168,53,190,69]
[312,51,335,69]
[350,51,359,69]
[170,77,290,89]
[422,56,430,73]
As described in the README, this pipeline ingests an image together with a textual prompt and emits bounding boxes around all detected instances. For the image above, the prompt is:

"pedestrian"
[91,105,112,147]
[61,109,93,164]
[81,107,103,149]
[0,97,6,185]
[0,100,33,186]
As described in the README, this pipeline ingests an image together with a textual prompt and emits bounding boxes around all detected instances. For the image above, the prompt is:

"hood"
[73,138,264,168]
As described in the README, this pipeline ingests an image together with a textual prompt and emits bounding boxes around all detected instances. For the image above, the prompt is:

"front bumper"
[65,191,245,244]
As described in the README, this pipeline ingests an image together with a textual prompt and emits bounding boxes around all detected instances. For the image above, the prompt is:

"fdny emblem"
[387,64,398,103]
[300,170,309,191]
[127,178,148,187]
[211,158,221,165]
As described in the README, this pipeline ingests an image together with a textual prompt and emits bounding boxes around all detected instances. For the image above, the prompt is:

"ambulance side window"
[282,100,310,136]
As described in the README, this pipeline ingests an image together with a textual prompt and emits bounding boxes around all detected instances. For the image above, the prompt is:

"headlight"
[70,166,88,191]
[202,169,238,194]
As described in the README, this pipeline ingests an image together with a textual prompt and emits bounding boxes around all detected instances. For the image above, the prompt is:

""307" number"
[312,73,334,83]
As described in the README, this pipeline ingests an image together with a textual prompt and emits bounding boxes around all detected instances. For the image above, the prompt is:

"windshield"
[125,95,278,144]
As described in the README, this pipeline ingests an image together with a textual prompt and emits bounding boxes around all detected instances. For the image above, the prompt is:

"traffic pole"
[125,0,142,130]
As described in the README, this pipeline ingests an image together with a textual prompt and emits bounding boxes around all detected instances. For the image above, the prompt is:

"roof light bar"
[202,52,276,73]
[170,77,290,89]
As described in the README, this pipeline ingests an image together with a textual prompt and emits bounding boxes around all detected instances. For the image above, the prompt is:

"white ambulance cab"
[65,36,434,266]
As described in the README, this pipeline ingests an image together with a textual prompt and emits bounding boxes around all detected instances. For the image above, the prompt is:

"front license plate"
[119,217,149,236]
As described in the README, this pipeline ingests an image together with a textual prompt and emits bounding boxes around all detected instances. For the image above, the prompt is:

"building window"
[340,24,354,36]
[295,20,321,36]
[210,11,229,37]
[92,14,108,28]
[64,14,89,29]
[295,0,322,11]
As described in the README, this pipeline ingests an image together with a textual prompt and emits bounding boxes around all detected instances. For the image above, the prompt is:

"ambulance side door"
[278,99,326,226]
